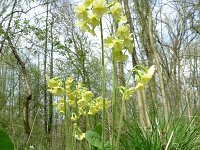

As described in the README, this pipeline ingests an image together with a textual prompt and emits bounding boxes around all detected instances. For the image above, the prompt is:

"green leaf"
[86,130,112,150]
[0,129,14,150]
[86,130,102,148]
[104,141,112,150]
[94,123,102,136]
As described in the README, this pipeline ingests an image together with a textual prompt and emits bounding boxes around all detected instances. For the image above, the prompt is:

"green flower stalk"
[116,71,133,149]
[100,17,106,149]
[74,1,108,148]
[111,54,117,149]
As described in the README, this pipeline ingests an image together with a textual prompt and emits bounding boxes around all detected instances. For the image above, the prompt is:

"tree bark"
[44,0,49,134]
[48,16,54,135]
[4,32,32,138]
[123,0,151,129]
[148,7,170,122]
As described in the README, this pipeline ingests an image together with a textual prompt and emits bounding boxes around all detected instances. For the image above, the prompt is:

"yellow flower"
[117,24,130,39]
[141,74,152,84]
[83,91,94,101]
[126,43,133,54]
[66,77,73,86]
[119,16,127,24]
[74,3,88,21]
[111,2,123,19]
[105,100,111,109]
[68,93,75,101]
[147,65,155,75]
[58,104,64,114]
[92,0,108,18]
[125,87,135,100]
[59,99,64,105]
[68,100,76,107]
[113,38,124,51]
[48,78,59,88]
[74,131,85,140]
[84,0,94,7]
[51,87,65,96]
[88,13,100,28]
[77,98,88,107]
[104,37,124,50]
[123,36,133,53]
[141,65,155,84]
[95,97,102,103]
[65,85,71,94]
[113,49,128,62]
[88,105,98,115]
[73,124,85,140]
[79,108,86,116]
[72,90,80,98]
[104,36,114,48]
[76,21,90,32]
[71,113,78,121]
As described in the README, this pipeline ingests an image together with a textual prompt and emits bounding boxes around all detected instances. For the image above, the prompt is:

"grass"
[120,107,200,150]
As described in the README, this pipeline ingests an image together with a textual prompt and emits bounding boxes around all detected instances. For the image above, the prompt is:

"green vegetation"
[0,129,14,150]
[0,0,200,150]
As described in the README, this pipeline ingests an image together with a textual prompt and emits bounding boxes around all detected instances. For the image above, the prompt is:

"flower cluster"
[104,23,133,62]
[48,77,65,96]
[119,65,155,100]
[48,77,111,140]
[74,0,133,62]
[65,77,110,118]
[74,0,108,35]
[104,2,133,62]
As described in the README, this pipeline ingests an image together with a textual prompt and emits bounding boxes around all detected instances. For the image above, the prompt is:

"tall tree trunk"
[44,0,49,134]
[123,0,151,128]
[48,16,54,135]
[148,6,170,122]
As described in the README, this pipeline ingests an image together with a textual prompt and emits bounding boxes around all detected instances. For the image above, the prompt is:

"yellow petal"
[92,0,108,18]
[77,98,88,107]
[74,3,88,21]
[83,91,94,101]
[52,87,65,96]
[147,65,155,76]
[48,79,59,88]
[88,13,100,27]
[88,106,98,115]
[111,2,123,19]
[66,76,73,85]
[71,113,78,121]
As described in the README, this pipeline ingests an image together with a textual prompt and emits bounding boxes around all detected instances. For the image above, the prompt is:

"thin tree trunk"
[48,16,54,135]
[44,0,49,134]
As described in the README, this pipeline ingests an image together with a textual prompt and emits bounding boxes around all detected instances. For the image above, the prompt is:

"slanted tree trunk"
[4,32,32,139]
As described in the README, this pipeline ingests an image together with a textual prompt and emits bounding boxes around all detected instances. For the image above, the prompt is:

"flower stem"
[112,55,117,150]
[116,71,132,149]
[100,18,106,149]
[63,79,70,149]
